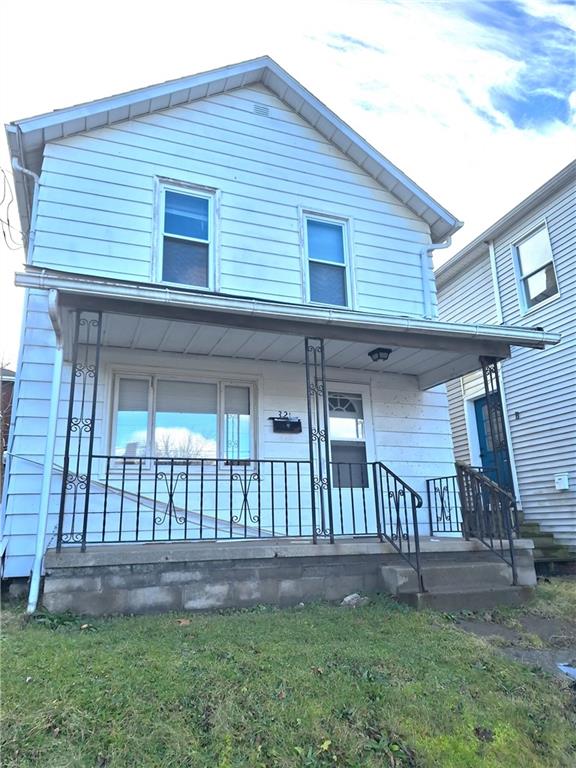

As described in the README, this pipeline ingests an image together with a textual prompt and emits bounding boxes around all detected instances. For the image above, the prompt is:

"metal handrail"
[455,462,518,584]
[373,462,425,592]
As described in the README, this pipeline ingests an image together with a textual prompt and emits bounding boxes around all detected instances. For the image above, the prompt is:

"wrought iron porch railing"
[56,456,425,589]
[373,462,424,591]
[426,474,462,534]
[426,466,496,536]
[455,462,519,584]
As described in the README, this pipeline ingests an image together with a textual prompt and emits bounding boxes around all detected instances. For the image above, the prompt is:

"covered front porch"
[15,270,557,609]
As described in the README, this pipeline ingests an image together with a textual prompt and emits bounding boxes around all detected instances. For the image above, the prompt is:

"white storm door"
[327,386,378,536]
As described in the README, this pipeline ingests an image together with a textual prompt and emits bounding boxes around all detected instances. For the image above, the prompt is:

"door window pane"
[331,442,368,488]
[155,380,217,458]
[162,238,209,286]
[224,386,251,460]
[328,394,364,440]
[115,379,149,456]
[164,191,208,240]
[310,262,346,305]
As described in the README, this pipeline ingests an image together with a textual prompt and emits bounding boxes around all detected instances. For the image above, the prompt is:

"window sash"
[305,215,349,307]
[112,376,254,461]
[513,224,558,310]
[159,184,213,289]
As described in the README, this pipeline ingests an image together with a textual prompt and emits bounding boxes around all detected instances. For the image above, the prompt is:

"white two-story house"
[2,58,557,614]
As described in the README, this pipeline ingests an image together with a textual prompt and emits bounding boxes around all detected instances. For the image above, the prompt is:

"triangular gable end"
[6,56,462,243]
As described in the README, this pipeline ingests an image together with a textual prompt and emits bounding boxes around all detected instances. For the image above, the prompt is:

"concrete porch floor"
[42,537,537,615]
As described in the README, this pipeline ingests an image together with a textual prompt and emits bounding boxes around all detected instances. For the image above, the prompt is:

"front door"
[327,388,378,535]
[474,395,513,492]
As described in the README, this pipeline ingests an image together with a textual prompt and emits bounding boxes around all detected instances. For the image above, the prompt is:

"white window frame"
[110,372,257,466]
[301,210,355,309]
[154,178,218,291]
[512,220,559,314]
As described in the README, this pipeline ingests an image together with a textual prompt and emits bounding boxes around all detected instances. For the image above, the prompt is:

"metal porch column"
[56,311,103,551]
[304,337,334,543]
[479,356,512,492]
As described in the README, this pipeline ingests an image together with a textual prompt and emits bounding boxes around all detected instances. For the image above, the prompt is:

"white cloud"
[1,0,574,359]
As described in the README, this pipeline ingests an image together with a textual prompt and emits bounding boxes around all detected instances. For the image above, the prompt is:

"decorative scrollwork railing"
[372,462,424,591]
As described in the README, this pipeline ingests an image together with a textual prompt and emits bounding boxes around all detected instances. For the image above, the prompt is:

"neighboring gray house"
[437,161,576,558]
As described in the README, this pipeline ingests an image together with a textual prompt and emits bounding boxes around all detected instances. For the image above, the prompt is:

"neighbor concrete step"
[381,560,513,595]
[398,586,534,612]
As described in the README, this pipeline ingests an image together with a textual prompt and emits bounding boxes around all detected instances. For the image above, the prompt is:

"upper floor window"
[513,224,558,310]
[305,216,349,307]
[159,184,214,289]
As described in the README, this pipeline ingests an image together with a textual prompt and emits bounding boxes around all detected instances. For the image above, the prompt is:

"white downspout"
[11,156,40,262]
[421,236,452,319]
[27,290,63,613]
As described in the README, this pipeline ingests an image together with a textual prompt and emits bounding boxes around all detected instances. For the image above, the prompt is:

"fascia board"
[14,270,560,350]
[437,159,576,283]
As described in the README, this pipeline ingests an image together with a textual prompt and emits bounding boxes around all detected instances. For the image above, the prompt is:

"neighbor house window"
[113,376,253,461]
[514,225,558,310]
[160,185,213,288]
[305,216,349,306]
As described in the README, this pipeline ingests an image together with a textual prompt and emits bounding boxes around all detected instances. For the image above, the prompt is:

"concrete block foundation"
[41,538,537,616]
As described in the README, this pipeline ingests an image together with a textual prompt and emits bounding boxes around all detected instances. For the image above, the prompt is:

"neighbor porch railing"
[456,462,519,584]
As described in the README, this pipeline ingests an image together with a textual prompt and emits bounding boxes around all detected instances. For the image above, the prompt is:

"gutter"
[14,269,560,350]
[27,289,63,614]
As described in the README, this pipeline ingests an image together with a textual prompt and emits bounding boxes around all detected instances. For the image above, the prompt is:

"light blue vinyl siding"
[31,84,432,317]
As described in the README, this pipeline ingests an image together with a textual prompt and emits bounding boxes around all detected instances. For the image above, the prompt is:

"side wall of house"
[2,293,456,577]
[30,84,434,318]
[436,255,498,464]
[2,289,60,578]
[494,182,576,546]
[438,178,576,548]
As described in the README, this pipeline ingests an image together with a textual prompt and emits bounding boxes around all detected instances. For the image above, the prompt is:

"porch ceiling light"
[368,347,392,363]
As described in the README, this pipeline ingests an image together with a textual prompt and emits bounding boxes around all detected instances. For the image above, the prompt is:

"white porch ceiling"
[97,313,475,387]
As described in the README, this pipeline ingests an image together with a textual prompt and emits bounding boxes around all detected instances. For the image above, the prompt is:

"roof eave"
[437,159,576,284]
[6,56,461,243]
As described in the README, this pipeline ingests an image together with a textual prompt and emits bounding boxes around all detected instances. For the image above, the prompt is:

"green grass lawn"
[1,581,575,768]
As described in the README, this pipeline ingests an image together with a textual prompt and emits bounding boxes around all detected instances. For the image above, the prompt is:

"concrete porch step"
[380,559,535,611]
[398,586,534,612]
[381,560,514,595]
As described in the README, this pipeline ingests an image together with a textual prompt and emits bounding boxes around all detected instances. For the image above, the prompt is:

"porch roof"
[16,269,560,390]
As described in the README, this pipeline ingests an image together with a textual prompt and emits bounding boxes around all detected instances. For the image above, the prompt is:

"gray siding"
[438,176,576,548]
[438,254,497,465]
[494,182,576,546]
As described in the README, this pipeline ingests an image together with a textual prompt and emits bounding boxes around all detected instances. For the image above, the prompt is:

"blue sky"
[1,0,575,363]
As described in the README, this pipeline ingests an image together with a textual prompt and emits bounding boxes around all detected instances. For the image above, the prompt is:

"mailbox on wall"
[269,416,302,434]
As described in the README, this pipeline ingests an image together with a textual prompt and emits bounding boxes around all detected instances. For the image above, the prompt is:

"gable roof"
[436,158,576,286]
[6,56,462,243]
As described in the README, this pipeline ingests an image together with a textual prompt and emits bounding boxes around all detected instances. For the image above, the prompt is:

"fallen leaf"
[277,689,286,700]
[176,619,191,626]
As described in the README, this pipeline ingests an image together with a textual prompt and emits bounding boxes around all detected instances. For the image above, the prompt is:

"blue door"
[474,396,513,493]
